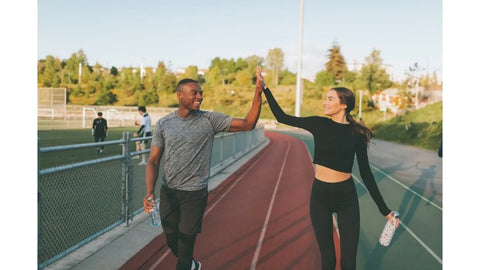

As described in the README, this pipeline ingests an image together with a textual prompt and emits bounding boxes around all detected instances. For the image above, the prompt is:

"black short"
[159,185,208,235]
[140,131,152,145]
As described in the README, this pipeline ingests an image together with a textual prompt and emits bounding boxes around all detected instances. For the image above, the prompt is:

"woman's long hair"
[331,87,372,144]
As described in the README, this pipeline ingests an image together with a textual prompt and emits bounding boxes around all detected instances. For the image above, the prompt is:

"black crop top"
[263,87,391,216]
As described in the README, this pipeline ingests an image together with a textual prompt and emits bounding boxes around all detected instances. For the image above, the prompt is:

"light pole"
[358,90,363,119]
[295,0,304,117]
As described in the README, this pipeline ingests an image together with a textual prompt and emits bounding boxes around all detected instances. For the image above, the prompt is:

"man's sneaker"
[131,155,140,160]
[138,160,147,165]
[99,149,103,154]
[191,260,201,270]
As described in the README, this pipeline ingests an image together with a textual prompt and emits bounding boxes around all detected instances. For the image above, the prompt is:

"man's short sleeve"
[151,120,164,148]
[206,111,232,133]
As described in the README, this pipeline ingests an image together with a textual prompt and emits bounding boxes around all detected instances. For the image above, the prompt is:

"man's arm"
[229,66,263,132]
[143,146,163,212]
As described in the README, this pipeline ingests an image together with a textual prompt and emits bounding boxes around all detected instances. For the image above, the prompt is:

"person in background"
[133,106,152,165]
[438,139,442,158]
[143,66,264,270]
[262,81,399,270]
[92,112,108,155]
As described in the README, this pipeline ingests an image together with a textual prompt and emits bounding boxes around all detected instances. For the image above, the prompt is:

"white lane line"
[351,174,442,265]
[250,142,291,270]
[369,164,442,211]
[399,222,443,264]
[149,146,270,270]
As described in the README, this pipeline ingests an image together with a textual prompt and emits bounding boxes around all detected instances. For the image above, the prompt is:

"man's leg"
[132,141,140,159]
[99,136,105,153]
[159,186,181,256]
[94,136,101,155]
[177,187,208,270]
[176,233,198,270]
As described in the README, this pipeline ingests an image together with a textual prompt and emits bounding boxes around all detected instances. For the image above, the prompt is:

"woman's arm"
[263,87,316,130]
[356,142,391,216]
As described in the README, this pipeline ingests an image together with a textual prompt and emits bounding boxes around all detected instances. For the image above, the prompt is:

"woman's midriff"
[314,164,351,183]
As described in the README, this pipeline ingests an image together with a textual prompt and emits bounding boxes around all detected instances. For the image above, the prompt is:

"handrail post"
[121,132,133,226]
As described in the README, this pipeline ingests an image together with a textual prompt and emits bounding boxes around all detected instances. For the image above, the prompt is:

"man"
[92,112,108,155]
[143,66,264,270]
[133,106,152,165]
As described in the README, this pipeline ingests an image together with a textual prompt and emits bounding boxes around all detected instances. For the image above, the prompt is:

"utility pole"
[78,62,82,85]
[358,90,363,119]
[295,0,304,117]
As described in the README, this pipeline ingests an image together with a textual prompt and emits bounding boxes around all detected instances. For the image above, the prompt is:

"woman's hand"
[385,212,400,228]
[143,194,155,213]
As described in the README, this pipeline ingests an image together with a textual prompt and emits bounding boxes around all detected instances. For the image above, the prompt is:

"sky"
[38,0,442,82]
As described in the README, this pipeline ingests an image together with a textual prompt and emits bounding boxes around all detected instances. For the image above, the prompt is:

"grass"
[370,102,443,150]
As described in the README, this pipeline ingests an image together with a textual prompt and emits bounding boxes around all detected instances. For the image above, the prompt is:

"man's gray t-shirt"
[152,110,232,191]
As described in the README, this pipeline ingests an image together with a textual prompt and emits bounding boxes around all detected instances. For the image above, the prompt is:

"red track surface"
[121,132,341,270]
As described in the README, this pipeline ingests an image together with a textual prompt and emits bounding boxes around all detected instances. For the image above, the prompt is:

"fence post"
[121,132,133,226]
[38,138,42,270]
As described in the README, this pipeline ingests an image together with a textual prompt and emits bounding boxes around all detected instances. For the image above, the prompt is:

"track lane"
[123,132,331,270]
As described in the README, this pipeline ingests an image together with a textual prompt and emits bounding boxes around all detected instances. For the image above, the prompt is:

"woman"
[262,84,398,270]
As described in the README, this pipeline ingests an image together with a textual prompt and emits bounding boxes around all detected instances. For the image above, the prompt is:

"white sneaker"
[138,160,147,165]
[131,155,140,160]
[191,260,201,270]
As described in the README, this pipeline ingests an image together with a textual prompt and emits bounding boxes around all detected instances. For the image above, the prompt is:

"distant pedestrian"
[262,82,399,270]
[438,139,442,158]
[92,112,108,155]
[143,66,264,270]
[133,106,152,165]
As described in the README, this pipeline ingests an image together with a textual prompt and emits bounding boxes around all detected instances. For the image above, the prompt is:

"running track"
[121,132,342,270]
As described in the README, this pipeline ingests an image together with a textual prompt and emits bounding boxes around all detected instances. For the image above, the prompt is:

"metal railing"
[38,127,265,269]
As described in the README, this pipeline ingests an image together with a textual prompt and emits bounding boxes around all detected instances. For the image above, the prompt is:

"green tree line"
[38,45,442,107]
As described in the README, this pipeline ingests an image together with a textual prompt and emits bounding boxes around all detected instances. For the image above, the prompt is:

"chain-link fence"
[38,127,265,269]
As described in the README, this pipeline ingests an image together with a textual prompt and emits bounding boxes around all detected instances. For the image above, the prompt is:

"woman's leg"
[310,179,336,270]
[335,179,360,270]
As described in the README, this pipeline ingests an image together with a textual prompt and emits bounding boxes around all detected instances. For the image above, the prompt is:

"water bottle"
[379,211,400,246]
[148,198,161,227]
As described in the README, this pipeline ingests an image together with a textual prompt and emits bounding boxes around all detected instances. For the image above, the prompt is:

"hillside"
[370,102,442,150]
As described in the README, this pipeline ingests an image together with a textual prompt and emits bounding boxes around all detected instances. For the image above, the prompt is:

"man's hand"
[143,194,155,213]
[257,66,266,90]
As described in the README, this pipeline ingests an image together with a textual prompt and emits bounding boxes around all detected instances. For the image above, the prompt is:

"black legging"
[310,178,360,270]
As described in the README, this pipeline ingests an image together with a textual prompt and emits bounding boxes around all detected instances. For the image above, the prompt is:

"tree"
[110,66,118,76]
[401,62,422,92]
[205,65,222,86]
[357,49,393,93]
[183,65,199,80]
[64,49,88,84]
[38,55,62,87]
[94,89,118,105]
[314,70,334,90]
[266,48,284,86]
[152,62,177,94]
[279,69,296,85]
[209,57,236,85]
[325,44,346,83]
